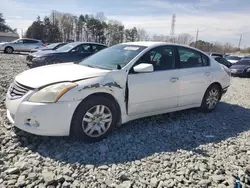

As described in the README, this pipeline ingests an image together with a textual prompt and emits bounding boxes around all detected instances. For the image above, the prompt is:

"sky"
[1,0,250,47]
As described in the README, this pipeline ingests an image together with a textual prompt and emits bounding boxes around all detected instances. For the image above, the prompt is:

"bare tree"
[137,28,150,41]
[151,34,170,42]
[175,33,194,45]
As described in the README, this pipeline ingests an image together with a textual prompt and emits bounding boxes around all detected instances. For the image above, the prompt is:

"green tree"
[43,17,61,42]
[0,13,15,32]
[125,27,138,42]
[25,16,44,40]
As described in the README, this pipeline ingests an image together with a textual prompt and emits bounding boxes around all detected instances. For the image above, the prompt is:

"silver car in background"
[0,38,45,54]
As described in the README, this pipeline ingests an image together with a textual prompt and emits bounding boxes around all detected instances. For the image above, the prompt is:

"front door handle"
[205,72,211,76]
[169,77,179,83]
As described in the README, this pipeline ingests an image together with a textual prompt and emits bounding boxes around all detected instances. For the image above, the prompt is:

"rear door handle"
[169,77,179,83]
[205,72,211,76]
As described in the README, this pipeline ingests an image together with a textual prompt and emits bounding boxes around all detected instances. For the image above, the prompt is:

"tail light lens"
[42,44,47,47]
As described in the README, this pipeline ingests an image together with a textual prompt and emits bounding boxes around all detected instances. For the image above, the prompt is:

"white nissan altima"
[5,42,231,142]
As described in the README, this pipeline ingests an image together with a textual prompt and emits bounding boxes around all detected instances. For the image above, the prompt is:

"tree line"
[0,11,249,54]
[0,13,17,33]
[25,11,196,47]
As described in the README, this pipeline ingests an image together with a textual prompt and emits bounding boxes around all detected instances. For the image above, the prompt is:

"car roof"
[20,38,41,42]
[120,41,209,56]
[211,55,222,58]
[68,42,107,46]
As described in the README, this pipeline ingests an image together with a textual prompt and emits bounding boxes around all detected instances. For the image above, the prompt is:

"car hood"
[31,50,64,57]
[230,64,250,69]
[227,60,239,63]
[15,63,111,88]
[0,42,8,45]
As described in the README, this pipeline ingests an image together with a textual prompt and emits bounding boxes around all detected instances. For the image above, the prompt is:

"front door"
[68,44,92,63]
[127,45,180,116]
[13,39,24,51]
[176,46,213,106]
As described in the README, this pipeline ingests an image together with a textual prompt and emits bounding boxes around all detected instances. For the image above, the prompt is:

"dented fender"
[58,71,128,116]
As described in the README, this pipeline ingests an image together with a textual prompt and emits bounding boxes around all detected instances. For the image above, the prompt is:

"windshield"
[242,56,250,60]
[235,60,250,65]
[45,43,59,49]
[226,56,241,60]
[78,44,147,70]
[56,43,79,52]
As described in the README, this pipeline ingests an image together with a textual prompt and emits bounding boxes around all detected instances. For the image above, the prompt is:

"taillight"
[42,44,47,47]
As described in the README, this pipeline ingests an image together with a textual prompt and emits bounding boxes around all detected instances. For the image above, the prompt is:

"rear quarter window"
[202,54,210,66]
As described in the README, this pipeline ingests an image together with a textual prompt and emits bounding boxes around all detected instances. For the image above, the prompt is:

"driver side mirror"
[133,63,154,73]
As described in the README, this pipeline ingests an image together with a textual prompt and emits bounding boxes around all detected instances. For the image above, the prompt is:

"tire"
[4,47,14,54]
[70,96,119,142]
[200,84,221,113]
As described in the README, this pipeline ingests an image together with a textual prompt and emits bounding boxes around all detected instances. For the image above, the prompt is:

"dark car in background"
[30,42,67,53]
[212,56,232,68]
[26,42,107,68]
[230,59,250,77]
[241,56,250,60]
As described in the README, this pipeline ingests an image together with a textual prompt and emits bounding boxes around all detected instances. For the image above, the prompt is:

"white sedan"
[5,42,231,142]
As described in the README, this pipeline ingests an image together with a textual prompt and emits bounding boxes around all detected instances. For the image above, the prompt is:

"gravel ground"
[0,53,250,188]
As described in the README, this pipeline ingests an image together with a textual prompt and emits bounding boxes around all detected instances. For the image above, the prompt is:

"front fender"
[58,76,126,115]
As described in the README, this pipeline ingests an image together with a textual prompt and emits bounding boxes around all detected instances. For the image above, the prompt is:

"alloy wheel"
[206,88,219,109]
[82,105,112,138]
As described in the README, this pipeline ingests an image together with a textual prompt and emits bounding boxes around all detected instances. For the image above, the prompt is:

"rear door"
[176,46,212,106]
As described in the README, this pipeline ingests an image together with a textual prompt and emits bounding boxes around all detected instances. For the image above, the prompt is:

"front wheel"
[4,47,14,54]
[70,96,119,142]
[200,85,221,112]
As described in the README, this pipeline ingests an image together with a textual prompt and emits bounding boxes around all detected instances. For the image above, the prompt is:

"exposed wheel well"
[71,92,122,128]
[4,46,14,52]
[208,82,223,100]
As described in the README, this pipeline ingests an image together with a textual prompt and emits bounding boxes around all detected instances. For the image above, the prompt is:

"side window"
[76,44,91,53]
[134,46,175,72]
[23,39,38,44]
[92,45,106,52]
[178,47,209,68]
[17,39,23,43]
[202,54,209,66]
[214,57,220,62]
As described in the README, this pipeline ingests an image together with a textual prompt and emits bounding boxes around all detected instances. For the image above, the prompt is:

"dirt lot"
[0,53,250,188]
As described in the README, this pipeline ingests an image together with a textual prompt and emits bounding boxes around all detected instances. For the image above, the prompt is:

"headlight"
[247,68,250,72]
[28,82,77,103]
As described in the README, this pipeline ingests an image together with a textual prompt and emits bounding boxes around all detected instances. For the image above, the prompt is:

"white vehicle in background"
[225,55,242,64]
[5,42,231,142]
[0,38,45,54]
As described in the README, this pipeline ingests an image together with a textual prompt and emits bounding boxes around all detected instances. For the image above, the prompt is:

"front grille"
[9,81,31,99]
[231,69,244,73]
[236,69,244,73]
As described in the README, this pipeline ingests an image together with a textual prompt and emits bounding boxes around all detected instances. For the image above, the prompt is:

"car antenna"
[117,64,121,70]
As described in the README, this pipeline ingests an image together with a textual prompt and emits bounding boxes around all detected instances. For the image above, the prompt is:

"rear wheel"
[200,84,221,112]
[4,47,14,54]
[71,96,119,142]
